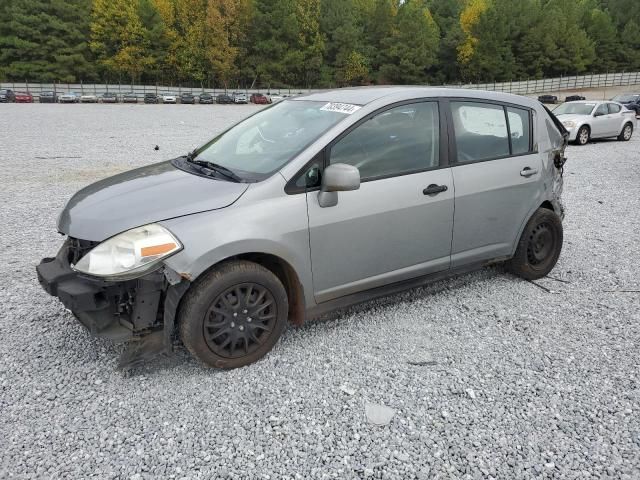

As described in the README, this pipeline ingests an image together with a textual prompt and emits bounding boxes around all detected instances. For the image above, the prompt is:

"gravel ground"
[1,103,639,480]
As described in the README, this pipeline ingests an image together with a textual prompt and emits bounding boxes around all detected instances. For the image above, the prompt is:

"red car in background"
[15,92,34,103]
[250,93,271,104]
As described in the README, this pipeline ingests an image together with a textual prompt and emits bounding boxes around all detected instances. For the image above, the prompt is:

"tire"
[617,122,633,141]
[178,260,289,369]
[575,125,590,145]
[507,208,563,280]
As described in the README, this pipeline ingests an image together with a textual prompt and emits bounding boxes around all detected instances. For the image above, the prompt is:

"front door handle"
[520,167,538,177]
[423,184,448,196]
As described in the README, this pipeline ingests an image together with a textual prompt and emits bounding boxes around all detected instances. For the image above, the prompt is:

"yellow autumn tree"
[205,0,252,87]
[457,0,490,66]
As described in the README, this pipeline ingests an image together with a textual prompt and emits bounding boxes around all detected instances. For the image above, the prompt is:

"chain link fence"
[2,71,640,101]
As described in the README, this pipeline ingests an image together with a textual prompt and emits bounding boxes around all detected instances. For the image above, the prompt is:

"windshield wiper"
[184,154,242,182]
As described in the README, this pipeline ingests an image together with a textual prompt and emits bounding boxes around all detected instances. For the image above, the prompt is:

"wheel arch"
[175,250,307,327]
[509,200,561,257]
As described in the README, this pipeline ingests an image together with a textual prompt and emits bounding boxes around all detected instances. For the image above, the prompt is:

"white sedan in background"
[80,94,98,103]
[161,93,177,104]
[553,100,636,145]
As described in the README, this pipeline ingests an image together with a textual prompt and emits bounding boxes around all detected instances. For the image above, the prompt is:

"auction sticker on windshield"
[320,103,361,114]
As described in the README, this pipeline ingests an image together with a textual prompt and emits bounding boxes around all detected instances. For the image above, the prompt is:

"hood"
[555,113,589,124]
[58,160,249,241]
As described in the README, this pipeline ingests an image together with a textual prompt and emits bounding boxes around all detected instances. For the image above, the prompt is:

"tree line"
[1,0,639,89]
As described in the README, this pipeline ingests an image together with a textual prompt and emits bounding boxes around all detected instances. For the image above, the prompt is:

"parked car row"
[537,94,586,104]
[0,88,291,104]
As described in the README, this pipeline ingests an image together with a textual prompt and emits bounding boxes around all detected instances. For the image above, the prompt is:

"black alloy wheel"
[203,283,278,358]
[179,260,289,369]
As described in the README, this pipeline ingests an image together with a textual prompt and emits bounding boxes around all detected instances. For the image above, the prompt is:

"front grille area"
[66,237,99,265]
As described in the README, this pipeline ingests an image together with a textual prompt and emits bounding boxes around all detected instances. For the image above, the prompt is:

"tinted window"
[608,103,621,114]
[595,104,608,116]
[507,107,531,155]
[294,160,322,189]
[329,102,439,179]
[451,102,509,162]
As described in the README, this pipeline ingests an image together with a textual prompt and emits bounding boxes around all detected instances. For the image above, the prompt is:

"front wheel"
[618,123,633,141]
[575,125,590,145]
[507,208,563,280]
[178,261,289,369]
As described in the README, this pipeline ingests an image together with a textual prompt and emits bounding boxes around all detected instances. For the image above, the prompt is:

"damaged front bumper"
[36,238,190,369]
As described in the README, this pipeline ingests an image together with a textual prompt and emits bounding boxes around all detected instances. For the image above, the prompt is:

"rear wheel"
[179,261,288,369]
[618,123,633,141]
[575,125,590,145]
[507,208,563,280]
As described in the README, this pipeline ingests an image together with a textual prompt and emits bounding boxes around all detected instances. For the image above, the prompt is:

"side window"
[451,101,509,162]
[507,107,531,155]
[286,157,322,194]
[329,102,439,180]
[294,161,321,189]
[595,104,608,116]
[608,103,621,114]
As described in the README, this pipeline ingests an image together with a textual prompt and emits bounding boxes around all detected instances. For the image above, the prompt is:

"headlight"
[562,121,576,128]
[73,223,182,279]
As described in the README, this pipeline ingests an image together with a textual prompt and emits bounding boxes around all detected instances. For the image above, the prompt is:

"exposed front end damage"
[36,238,190,370]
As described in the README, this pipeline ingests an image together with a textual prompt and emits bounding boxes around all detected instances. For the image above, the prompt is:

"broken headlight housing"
[73,224,182,280]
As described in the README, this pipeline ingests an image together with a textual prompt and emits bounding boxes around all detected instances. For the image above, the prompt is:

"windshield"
[553,103,596,116]
[193,100,354,178]
[612,94,639,103]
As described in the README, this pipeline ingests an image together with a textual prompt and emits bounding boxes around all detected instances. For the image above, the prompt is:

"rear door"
[448,100,544,267]
[591,103,614,137]
[607,103,624,135]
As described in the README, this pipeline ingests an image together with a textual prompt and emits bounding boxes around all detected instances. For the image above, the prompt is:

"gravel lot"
[1,103,639,479]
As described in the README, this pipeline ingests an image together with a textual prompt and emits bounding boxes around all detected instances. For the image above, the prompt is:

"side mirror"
[318,163,360,208]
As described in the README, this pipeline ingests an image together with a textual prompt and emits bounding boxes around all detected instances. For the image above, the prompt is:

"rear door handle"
[423,184,448,196]
[520,167,538,177]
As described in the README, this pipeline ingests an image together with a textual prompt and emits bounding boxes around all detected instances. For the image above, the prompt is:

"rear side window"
[451,102,509,162]
[608,103,621,114]
[329,102,440,180]
[506,107,531,155]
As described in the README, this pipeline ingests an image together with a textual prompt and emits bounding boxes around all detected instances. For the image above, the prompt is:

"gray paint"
[56,87,565,314]
[57,160,248,241]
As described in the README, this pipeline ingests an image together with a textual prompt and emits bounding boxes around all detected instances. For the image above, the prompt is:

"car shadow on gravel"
[295,265,505,331]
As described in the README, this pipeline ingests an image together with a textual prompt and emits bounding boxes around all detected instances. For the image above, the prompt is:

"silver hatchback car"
[37,88,568,369]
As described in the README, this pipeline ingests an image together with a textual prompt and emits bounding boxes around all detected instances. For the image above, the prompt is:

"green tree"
[90,0,154,83]
[248,0,324,87]
[365,0,397,76]
[428,0,465,83]
[0,0,96,82]
[320,0,370,86]
[138,0,171,83]
[378,0,440,84]
[620,19,640,69]
[584,8,620,72]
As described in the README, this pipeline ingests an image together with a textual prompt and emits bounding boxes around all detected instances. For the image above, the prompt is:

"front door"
[306,101,454,303]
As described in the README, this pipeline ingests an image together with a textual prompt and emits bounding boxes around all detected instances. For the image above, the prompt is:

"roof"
[293,86,539,108]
